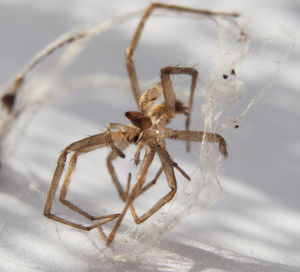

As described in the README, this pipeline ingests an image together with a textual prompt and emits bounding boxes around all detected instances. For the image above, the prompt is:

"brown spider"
[44,3,236,246]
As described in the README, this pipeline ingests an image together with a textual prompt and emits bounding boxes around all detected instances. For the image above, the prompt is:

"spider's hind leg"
[44,131,124,235]
[59,151,119,222]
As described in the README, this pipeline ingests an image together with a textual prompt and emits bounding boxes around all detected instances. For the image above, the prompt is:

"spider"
[44,3,237,246]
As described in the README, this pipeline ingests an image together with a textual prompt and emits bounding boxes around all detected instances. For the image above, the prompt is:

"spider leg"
[45,150,118,232]
[134,141,144,165]
[126,2,239,108]
[126,166,163,220]
[59,152,119,221]
[127,159,190,219]
[172,161,190,181]
[169,130,228,158]
[128,145,177,226]
[139,167,163,194]
[107,141,164,222]
[44,129,125,233]
[133,160,190,199]
[106,143,155,245]
[125,172,132,198]
[160,66,198,151]
[106,140,130,201]
[106,123,127,158]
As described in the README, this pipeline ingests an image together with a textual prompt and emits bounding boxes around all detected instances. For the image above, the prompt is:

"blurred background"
[0,0,299,271]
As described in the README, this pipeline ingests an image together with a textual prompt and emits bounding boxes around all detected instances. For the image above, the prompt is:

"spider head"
[128,82,189,133]
[125,111,152,130]
[124,111,152,144]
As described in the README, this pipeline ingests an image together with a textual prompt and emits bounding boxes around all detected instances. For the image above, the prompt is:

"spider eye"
[125,111,152,130]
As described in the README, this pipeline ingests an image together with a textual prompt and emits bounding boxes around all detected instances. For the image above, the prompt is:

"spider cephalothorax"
[44,3,236,246]
[125,84,187,143]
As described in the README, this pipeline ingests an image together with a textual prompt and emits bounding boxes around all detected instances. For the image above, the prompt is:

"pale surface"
[0,0,299,271]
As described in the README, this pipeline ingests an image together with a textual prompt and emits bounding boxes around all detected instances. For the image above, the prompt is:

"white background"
[0,0,299,271]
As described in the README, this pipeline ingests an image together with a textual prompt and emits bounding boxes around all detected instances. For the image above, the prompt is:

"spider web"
[0,7,294,263]
[103,14,250,259]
